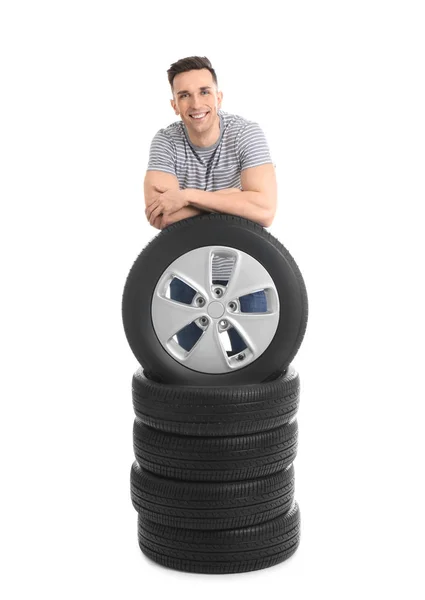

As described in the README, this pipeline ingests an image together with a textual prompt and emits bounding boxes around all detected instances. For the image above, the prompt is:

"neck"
[186,113,221,147]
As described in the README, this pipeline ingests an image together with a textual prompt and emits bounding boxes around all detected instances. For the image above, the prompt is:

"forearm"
[184,189,272,227]
[215,188,242,195]
[148,190,240,230]
[157,205,206,230]
[164,190,242,223]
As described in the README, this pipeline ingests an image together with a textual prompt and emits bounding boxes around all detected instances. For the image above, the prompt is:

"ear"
[217,90,223,109]
[170,98,179,115]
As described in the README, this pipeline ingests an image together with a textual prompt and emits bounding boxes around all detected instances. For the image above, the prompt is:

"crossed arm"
[144,164,277,230]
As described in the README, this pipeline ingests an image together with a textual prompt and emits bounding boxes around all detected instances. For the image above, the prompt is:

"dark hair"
[167,56,218,90]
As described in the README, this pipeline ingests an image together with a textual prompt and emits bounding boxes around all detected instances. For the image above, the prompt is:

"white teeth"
[191,113,207,119]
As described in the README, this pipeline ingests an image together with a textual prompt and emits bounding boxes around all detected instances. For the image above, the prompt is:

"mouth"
[189,111,210,122]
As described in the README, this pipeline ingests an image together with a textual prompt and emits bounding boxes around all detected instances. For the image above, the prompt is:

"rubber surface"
[122,214,308,385]
[130,461,295,530]
[137,502,301,574]
[133,419,298,481]
[132,365,300,436]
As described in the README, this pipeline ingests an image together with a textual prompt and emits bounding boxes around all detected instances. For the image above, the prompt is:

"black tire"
[133,419,298,481]
[122,214,308,386]
[132,365,300,436]
[137,503,300,574]
[130,461,295,530]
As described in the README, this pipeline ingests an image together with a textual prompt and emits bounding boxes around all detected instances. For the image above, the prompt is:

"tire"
[137,502,300,574]
[133,419,298,481]
[122,214,308,385]
[130,461,295,530]
[132,365,300,436]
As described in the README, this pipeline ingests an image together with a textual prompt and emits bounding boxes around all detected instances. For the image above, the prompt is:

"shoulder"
[220,110,267,140]
[220,110,263,130]
[151,119,185,146]
[220,111,272,167]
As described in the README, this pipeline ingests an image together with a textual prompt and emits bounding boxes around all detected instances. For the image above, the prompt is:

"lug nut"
[219,320,228,328]
[200,317,208,326]
[229,302,237,311]
[196,297,205,306]
[214,288,223,297]
[237,353,245,361]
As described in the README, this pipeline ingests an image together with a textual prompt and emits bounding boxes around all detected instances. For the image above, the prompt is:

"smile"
[189,112,209,121]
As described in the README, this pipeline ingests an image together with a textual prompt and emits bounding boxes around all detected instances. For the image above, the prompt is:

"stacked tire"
[122,214,308,574]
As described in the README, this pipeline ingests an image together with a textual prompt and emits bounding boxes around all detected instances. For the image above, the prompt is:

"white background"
[1,1,424,598]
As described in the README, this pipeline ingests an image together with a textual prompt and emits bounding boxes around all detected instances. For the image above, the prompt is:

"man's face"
[170,69,223,135]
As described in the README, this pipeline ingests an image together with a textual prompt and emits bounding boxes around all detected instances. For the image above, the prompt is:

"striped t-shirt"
[147,110,273,192]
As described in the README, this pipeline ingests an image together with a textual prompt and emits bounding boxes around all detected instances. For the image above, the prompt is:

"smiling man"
[145,56,277,230]
[144,56,277,354]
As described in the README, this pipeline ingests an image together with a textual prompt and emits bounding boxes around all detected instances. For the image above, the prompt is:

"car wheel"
[132,365,300,436]
[138,502,300,574]
[132,418,298,481]
[130,461,295,530]
[122,214,308,385]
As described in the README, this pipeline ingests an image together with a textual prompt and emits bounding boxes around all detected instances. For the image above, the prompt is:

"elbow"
[261,192,276,227]
[259,218,272,228]
[262,209,275,228]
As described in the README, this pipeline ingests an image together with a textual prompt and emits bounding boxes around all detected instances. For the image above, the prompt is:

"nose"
[191,93,204,109]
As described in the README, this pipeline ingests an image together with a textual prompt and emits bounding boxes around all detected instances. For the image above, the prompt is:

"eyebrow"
[176,86,212,96]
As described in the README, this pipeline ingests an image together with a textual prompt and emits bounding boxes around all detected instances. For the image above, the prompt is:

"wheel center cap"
[207,301,225,319]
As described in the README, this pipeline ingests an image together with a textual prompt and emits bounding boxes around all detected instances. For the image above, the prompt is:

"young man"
[144,56,276,354]
[145,55,277,231]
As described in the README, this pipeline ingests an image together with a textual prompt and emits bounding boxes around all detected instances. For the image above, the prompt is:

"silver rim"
[151,246,280,373]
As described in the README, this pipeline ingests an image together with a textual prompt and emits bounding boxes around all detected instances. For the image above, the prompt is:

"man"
[145,56,277,230]
[144,56,276,355]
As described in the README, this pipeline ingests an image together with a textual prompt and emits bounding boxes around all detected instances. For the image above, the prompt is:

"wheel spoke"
[228,312,279,354]
[151,245,281,374]
[184,323,229,372]
[225,251,273,301]
[171,246,212,297]
[152,294,202,341]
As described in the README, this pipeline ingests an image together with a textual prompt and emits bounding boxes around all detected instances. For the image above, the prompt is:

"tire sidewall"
[122,216,306,385]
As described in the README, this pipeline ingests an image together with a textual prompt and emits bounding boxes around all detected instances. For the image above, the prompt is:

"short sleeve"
[147,130,177,176]
[236,122,273,171]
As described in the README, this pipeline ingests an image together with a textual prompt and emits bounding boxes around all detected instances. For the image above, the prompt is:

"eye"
[201,91,209,95]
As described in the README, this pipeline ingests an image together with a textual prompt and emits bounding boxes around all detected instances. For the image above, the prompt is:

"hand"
[151,214,164,230]
[146,186,188,226]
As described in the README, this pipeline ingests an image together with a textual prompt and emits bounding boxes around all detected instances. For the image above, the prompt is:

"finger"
[146,194,161,208]
[146,199,159,220]
[149,206,163,225]
[151,213,162,227]
[153,216,162,229]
